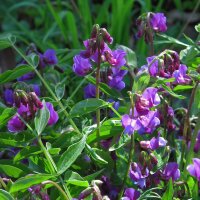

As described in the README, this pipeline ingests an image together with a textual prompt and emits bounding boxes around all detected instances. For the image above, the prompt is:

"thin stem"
[117,134,135,200]
[0,178,7,190]
[147,13,154,56]
[180,81,199,170]
[42,180,69,200]
[109,105,121,118]
[96,46,101,146]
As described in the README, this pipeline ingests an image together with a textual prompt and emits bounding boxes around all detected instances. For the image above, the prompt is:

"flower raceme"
[7,91,59,133]
[121,87,160,135]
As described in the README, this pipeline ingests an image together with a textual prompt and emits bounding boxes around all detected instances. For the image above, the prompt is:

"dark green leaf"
[180,46,199,65]
[195,23,200,32]
[0,107,16,126]
[9,174,53,193]
[162,178,174,200]
[57,135,86,174]
[0,34,14,50]
[70,99,109,118]
[34,101,50,135]
[0,65,33,85]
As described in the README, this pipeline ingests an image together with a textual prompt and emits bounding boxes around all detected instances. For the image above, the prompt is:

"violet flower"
[150,13,167,32]
[3,89,14,106]
[42,49,58,65]
[172,64,191,84]
[84,84,96,99]
[129,162,149,188]
[187,158,200,181]
[7,115,25,133]
[161,162,180,181]
[17,71,35,81]
[122,188,140,200]
[73,55,92,76]
[45,102,59,126]
[31,84,41,96]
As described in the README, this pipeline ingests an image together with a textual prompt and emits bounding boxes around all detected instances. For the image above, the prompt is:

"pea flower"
[42,49,58,65]
[3,89,14,106]
[73,55,92,76]
[187,158,200,181]
[84,84,96,99]
[31,84,41,96]
[129,162,149,188]
[45,102,59,125]
[172,64,191,84]
[161,162,180,181]
[122,188,140,200]
[150,13,167,32]
[7,115,26,132]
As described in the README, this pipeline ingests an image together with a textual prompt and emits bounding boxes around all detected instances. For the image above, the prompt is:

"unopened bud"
[91,24,99,38]
[20,91,29,106]
[14,92,21,108]
[149,153,158,165]
[28,92,43,109]
[104,51,116,66]
[78,187,94,200]
[101,28,113,44]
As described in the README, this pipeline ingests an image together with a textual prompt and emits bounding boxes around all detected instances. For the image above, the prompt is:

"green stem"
[0,178,7,190]
[96,46,101,146]
[109,104,121,118]
[180,81,199,170]
[42,180,69,200]
[117,134,135,200]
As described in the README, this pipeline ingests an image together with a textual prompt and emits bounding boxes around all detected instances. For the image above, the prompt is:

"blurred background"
[0,0,199,72]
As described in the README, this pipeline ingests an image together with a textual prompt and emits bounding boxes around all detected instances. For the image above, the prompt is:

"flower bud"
[20,91,29,106]
[28,92,43,109]
[78,187,94,200]
[101,28,113,44]
[14,91,21,108]
[91,24,100,38]
[149,153,158,165]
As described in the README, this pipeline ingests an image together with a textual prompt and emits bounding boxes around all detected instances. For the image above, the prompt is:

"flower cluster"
[7,90,58,132]
[121,87,160,135]
[140,51,191,85]
[136,12,167,43]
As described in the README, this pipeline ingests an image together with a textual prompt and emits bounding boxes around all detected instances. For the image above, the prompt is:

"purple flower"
[194,131,200,153]
[73,55,92,76]
[84,84,96,99]
[108,70,127,91]
[122,188,140,200]
[45,102,59,125]
[150,13,167,32]
[7,115,25,132]
[129,162,149,188]
[105,49,126,67]
[17,71,35,81]
[42,49,58,65]
[140,133,167,150]
[161,162,180,181]
[187,158,200,181]
[3,89,14,106]
[31,84,41,96]
[172,64,191,84]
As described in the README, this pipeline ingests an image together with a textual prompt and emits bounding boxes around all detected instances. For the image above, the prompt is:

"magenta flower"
[84,84,96,99]
[187,158,200,181]
[3,89,14,106]
[122,188,140,200]
[129,162,149,188]
[7,115,25,132]
[45,102,59,125]
[172,64,191,84]
[147,56,159,77]
[73,55,92,76]
[43,49,58,65]
[161,162,180,181]
[150,13,167,32]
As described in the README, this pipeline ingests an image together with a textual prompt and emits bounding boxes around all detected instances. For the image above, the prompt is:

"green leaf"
[180,46,199,65]
[65,171,89,187]
[0,34,14,50]
[84,169,105,182]
[26,53,39,68]
[34,101,50,135]
[57,135,86,174]
[0,160,31,178]
[70,99,109,118]
[87,119,123,144]
[0,65,33,85]
[0,132,34,147]
[109,133,130,151]
[173,85,194,92]
[55,82,65,100]
[117,45,137,69]
[86,76,120,98]
[0,107,16,126]
[160,83,185,99]
[133,72,150,92]
[85,144,108,164]
[9,174,53,193]
[0,190,14,200]
[195,23,200,32]
[162,178,174,200]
